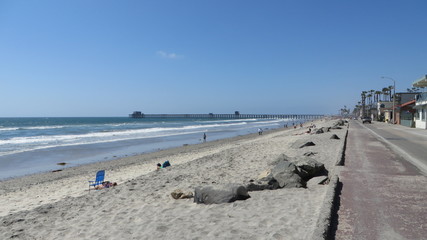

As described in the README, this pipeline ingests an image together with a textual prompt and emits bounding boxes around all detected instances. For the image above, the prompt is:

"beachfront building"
[394,92,419,127]
[367,103,378,121]
[397,99,416,127]
[375,92,419,125]
[413,75,427,129]
[377,101,393,122]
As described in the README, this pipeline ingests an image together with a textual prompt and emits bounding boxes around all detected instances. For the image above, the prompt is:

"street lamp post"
[381,76,396,124]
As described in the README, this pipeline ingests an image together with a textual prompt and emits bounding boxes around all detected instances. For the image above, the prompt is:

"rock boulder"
[294,157,325,180]
[194,184,250,204]
[292,140,316,149]
[270,160,305,188]
[330,134,340,139]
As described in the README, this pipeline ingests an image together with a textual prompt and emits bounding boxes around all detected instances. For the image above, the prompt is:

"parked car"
[362,117,372,124]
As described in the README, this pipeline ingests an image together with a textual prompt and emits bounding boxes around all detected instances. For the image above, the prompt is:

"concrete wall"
[415,106,427,129]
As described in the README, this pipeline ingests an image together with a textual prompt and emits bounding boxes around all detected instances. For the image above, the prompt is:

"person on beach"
[157,161,171,170]
[203,133,207,142]
[162,160,171,168]
[94,181,117,190]
[258,128,263,135]
[294,129,311,135]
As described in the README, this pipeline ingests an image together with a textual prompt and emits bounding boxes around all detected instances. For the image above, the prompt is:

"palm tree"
[383,92,389,102]
[353,104,361,116]
[367,93,373,105]
[340,105,350,117]
[375,91,382,103]
[369,90,375,103]
[361,91,367,104]
[382,87,389,101]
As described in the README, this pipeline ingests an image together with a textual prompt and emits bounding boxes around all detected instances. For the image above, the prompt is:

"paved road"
[333,120,427,240]
[363,121,427,174]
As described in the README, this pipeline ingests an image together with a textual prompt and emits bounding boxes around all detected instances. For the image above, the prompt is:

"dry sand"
[0,119,347,240]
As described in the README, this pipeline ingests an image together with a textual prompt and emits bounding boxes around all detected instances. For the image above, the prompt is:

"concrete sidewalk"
[332,121,427,240]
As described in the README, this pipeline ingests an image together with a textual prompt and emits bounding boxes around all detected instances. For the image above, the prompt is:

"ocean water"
[0,117,299,180]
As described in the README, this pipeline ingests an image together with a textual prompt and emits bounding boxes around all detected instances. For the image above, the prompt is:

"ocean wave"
[0,119,287,157]
[198,119,258,124]
[254,119,285,125]
[0,126,66,132]
[22,126,66,130]
[0,121,250,146]
[0,129,206,157]
[0,127,19,131]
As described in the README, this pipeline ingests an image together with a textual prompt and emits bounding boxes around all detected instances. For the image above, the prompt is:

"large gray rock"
[246,182,276,191]
[331,120,345,129]
[294,157,325,180]
[335,120,345,126]
[269,153,293,166]
[248,159,306,191]
[194,184,250,204]
[330,134,340,139]
[314,128,323,134]
[270,160,305,188]
[292,140,316,149]
[322,127,331,133]
[307,176,329,188]
[303,151,317,157]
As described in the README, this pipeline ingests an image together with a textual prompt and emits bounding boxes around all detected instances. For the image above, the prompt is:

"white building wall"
[415,106,427,129]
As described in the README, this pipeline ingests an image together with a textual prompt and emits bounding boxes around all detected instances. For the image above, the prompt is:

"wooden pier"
[129,111,323,120]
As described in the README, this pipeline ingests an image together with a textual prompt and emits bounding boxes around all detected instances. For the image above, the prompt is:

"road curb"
[335,128,349,166]
[311,174,339,240]
[311,127,348,240]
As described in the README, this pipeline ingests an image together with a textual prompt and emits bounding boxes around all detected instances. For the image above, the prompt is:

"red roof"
[399,99,416,108]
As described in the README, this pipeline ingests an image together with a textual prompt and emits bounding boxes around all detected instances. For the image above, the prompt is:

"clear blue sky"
[1,0,426,117]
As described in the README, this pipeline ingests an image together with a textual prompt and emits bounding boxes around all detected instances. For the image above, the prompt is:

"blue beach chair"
[88,170,105,191]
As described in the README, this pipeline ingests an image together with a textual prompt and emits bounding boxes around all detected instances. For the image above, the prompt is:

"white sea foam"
[22,126,66,130]
[199,119,258,124]
[0,129,206,157]
[0,126,68,131]
[0,127,19,131]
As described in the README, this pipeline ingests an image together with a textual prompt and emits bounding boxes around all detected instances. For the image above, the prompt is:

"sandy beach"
[0,118,347,240]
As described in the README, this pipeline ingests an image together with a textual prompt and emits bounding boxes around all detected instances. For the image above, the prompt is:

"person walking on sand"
[203,133,207,142]
[258,128,263,135]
